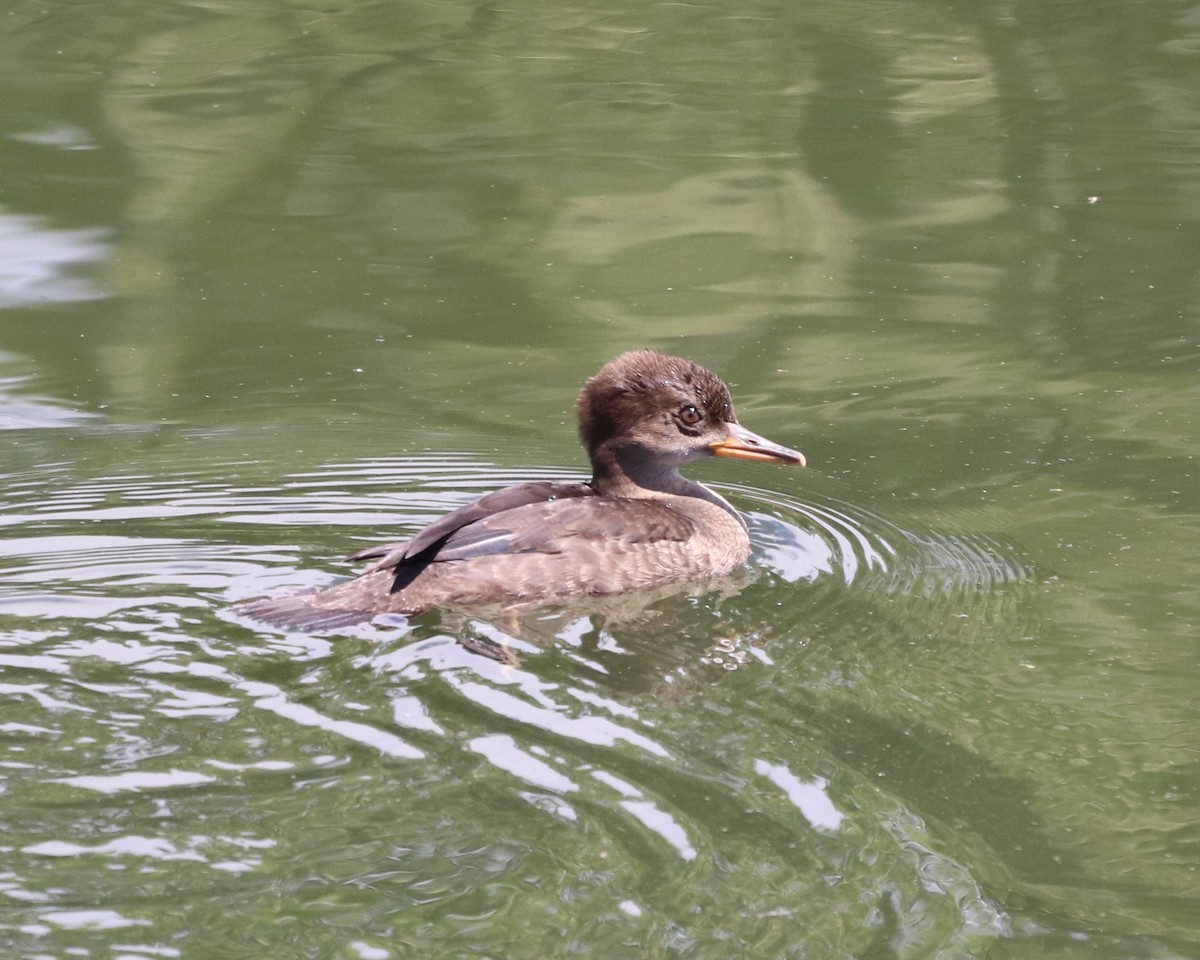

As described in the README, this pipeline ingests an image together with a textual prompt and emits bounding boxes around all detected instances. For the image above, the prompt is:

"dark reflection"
[788,697,1076,882]
[395,567,762,673]
[953,0,1198,377]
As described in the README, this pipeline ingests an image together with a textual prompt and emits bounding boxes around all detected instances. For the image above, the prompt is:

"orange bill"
[709,422,805,466]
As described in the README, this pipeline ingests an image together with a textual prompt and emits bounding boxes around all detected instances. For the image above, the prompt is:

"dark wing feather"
[348,481,596,571]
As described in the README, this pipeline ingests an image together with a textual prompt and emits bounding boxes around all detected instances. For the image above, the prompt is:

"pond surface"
[1,1,1196,958]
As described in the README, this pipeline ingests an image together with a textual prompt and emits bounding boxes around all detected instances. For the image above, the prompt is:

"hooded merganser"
[238,350,804,630]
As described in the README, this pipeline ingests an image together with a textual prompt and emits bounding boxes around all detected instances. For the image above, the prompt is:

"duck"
[237,350,804,630]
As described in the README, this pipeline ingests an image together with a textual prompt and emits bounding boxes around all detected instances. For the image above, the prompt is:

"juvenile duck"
[238,350,803,629]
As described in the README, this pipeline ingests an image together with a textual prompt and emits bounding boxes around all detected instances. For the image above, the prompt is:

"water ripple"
[0,456,1040,958]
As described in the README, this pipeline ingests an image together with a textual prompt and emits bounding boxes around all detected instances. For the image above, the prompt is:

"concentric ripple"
[737,481,1033,594]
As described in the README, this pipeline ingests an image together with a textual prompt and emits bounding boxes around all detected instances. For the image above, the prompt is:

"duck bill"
[709,422,805,466]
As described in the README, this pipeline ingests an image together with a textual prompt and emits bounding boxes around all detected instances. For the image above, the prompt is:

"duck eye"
[679,404,703,426]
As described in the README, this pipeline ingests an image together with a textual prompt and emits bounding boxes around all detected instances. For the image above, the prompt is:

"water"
[1,1,1197,957]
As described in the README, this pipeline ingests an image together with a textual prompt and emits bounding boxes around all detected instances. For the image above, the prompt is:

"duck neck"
[588,445,746,528]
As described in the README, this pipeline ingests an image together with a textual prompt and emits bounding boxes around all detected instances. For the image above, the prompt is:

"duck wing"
[428,495,697,563]
[346,480,596,571]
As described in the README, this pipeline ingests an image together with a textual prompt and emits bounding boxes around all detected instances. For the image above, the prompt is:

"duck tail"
[233,591,377,632]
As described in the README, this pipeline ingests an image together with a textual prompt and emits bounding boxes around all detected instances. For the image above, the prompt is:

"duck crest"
[576,349,734,453]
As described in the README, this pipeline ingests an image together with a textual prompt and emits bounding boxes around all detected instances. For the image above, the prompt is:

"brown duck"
[238,350,804,630]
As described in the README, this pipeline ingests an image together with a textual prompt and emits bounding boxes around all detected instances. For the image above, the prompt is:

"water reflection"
[0,447,1142,958]
[754,760,844,832]
[0,0,1192,950]
[0,211,108,307]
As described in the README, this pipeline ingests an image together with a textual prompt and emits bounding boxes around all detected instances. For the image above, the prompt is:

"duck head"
[576,350,804,495]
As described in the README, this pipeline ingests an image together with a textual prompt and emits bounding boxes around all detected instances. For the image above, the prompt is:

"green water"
[1,1,1196,957]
